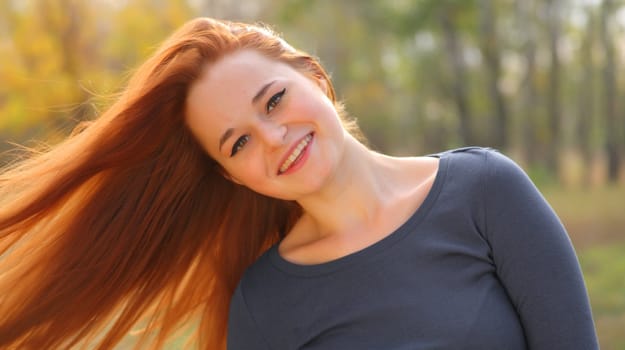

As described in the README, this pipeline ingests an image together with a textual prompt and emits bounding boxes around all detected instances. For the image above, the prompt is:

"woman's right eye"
[230,135,249,157]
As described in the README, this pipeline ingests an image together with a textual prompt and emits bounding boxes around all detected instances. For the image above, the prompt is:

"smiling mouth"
[278,133,313,175]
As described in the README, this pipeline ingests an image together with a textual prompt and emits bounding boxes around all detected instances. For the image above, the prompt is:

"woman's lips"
[278,133,314,175]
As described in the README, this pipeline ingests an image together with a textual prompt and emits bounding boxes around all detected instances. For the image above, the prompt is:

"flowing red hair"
[0,18,357,349]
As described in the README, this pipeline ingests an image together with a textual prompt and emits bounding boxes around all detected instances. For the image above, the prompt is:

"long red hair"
[0,18,354,349]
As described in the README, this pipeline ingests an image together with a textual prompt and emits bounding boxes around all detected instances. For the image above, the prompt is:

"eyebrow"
[218,80,276,152]
[252,80,275,105]
[218,128,234,152]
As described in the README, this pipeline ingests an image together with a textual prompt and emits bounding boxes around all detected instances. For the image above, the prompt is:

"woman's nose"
[255,121,287,149]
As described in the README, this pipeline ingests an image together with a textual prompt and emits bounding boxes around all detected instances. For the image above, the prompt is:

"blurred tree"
[545,0,563,175]
[376,0,480,149]
[0,0,96,135]
[438,1,477,146]
[515,0,540,165]
[577,5,597,185]
[600,0,621,183]
[478,0,509,150]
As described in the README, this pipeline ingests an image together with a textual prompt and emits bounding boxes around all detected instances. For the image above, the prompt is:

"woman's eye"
[230,135,249,157]
[266,88,286,113]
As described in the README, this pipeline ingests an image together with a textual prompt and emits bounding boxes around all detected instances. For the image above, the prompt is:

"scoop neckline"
[267,152,450,277]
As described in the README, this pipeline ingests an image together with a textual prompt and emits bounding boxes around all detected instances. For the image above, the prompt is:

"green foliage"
[0,0,193,139]
[542,184,625,349]
[581,243,625,315]
[527,163,558,187]
[579,242,625,349]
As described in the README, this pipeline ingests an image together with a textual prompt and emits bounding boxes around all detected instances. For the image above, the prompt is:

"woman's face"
[186,49,346,200]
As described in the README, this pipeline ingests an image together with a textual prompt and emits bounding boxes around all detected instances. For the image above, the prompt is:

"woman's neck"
[295,137,402,239]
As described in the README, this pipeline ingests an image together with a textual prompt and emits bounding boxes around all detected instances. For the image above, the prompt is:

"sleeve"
[227,284,271,350]
[482,150,599,349]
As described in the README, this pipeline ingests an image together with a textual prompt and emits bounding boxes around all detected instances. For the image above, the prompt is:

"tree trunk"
[516,0,539,165]
[600,0,621,183]
[439,7,475,146]
[577,7,595,185]
[478,0,508,150]
[545,0,562,176]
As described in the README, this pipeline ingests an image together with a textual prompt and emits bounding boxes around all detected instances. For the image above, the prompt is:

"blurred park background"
[0,0,624,348]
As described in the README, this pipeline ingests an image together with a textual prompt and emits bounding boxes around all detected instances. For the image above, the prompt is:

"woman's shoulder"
[423,146,531,200]
[427,146,495,159]
[430,146,521,174]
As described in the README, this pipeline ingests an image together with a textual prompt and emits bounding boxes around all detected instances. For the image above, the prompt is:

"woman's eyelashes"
[266,88,286,113]
[230,88,286,157]
[230,135,249,157]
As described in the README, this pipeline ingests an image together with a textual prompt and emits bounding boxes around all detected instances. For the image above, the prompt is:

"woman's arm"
[227,284,272,350]
[483,150,599,349]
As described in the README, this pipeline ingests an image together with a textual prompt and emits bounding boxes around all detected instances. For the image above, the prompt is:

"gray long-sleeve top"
[227,147,599,349]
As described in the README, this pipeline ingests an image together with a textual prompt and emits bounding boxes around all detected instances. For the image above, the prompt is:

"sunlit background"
[1,0,624,348]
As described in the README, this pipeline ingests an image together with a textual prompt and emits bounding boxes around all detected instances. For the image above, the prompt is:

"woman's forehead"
[188,51,289,109]
[205,50,287,88]
[185,50,293,154]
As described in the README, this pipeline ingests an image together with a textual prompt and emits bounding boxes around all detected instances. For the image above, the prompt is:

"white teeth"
[279,134,312,173]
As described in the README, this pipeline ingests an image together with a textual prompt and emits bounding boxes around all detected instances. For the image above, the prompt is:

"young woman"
[0,17,598,349]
